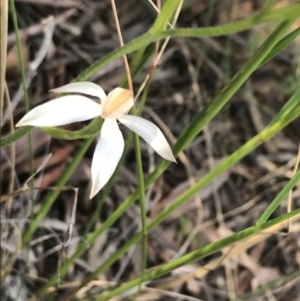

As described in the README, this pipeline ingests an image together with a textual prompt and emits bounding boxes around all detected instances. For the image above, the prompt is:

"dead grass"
[1,0,300,300]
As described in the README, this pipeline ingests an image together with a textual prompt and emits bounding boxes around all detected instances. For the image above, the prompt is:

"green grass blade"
[269,85,300,126]
[96,208,300,301]
[9,0,29,113]
[260,27,300,66]
[150,0,181,33]
[256,169,300,225]
[9,0,34,202]
[133,132,147,297]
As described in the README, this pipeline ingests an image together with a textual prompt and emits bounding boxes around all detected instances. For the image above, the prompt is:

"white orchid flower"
[16,82,176,198]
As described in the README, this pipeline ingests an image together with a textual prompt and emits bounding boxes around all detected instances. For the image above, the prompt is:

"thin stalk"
[111,0,133,92]
[0,0,8,115]
[133,133,147,297]
[9,0,34,200]
[256,168,300,224]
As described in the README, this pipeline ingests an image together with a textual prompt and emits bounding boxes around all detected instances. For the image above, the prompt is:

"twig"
[7,8,76,45]
[0,0,8,117]
[15,0,82,8]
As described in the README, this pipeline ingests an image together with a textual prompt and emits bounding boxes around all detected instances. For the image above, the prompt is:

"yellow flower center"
[102,88,134,119]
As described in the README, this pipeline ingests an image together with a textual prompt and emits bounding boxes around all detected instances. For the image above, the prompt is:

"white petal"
[118,115,176,162]
[90,119,124,198]
[50,82,107,102]
[16,95,102,127]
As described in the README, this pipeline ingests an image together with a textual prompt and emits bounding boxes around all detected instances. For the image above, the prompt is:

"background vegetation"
[1,0,300,300]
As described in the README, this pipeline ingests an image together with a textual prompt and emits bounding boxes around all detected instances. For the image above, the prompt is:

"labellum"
[102,88,134,119]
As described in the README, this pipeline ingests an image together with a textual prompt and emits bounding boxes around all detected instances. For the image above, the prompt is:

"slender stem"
[257,168,300,224]
[0,0,8,115]
[0,126,33,147]
[74,5,299,82]
[133,133,147,297]
[111,0,133,92]
[9,0,29,113]
[9,0,35,211]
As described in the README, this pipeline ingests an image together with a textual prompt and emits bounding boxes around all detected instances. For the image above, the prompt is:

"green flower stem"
[32,20,295,299]
[96,208,300,301]
[40,116,103,140]
[75,9,298,83]
[0,126,33,147]
[9,0,29,113]
[22,137,95,243]
[133,132,147,297]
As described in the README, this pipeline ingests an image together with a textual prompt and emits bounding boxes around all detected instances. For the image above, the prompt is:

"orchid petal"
[90,119,124,198]
[16,95,102,127]
[118,115,176,162]
[102,88,134,119]
[50,82,107,102]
